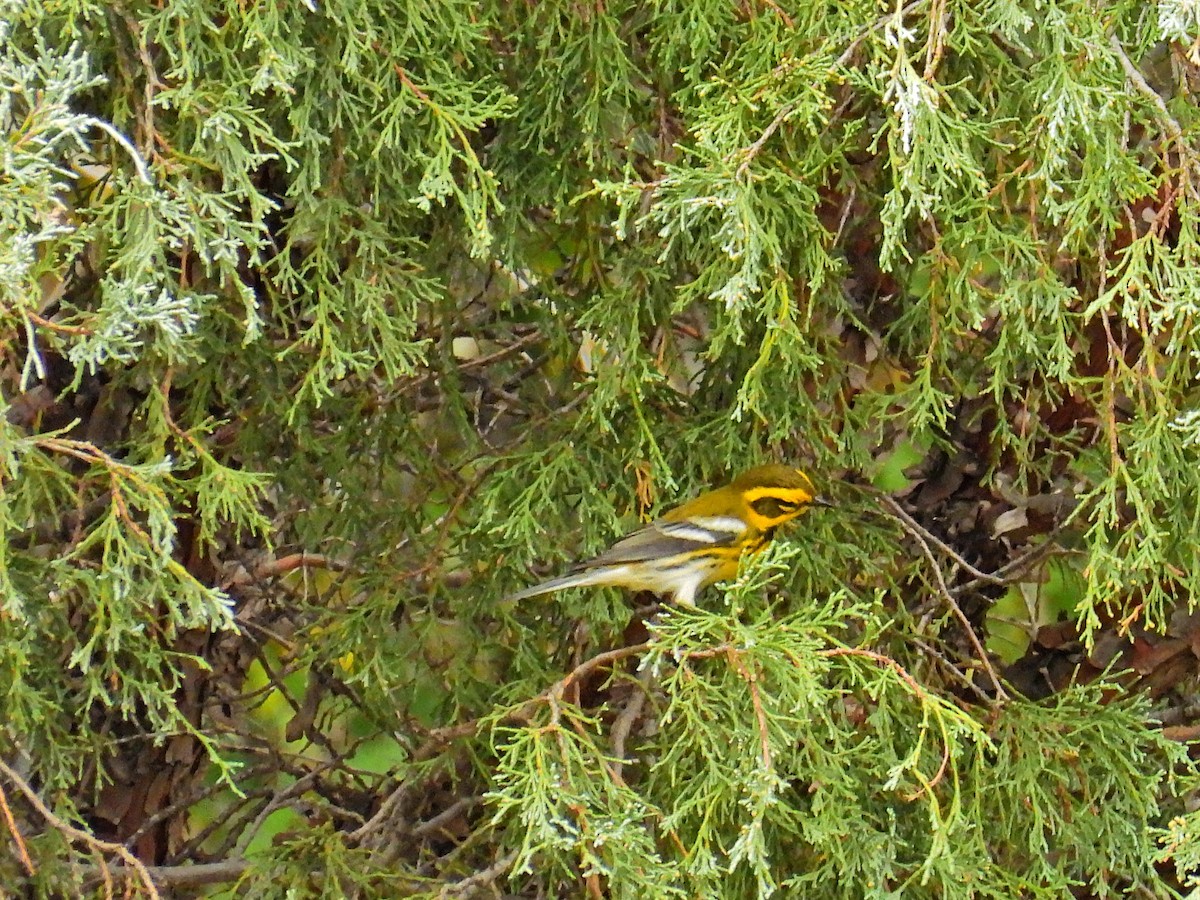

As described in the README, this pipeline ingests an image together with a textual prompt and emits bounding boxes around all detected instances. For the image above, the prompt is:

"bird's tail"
[502,569,611,602]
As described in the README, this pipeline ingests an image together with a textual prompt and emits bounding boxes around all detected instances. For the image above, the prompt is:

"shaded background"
[3,0,1200,895]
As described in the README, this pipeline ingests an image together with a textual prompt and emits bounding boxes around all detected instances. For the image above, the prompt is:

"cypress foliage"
[2,0,1200,895]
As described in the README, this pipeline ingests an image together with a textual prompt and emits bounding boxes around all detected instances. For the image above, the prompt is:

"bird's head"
[732,464,828,529]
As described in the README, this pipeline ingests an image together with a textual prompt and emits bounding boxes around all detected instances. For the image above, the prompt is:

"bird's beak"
[811,495,835,509]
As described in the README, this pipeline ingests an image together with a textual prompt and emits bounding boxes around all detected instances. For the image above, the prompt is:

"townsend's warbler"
[505,464,824,606]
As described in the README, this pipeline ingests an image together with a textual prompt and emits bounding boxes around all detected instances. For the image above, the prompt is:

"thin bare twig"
[609,668,655,780]
[735,102,798,179]
[0,757,160,898]
[0,780,34,875]
[908,635,993,704]
[546,643,652,703]
[84,117,152,184]
[1109,38,1187,150]
[885,510,1010,700]
[87,859,250,890]
[876,494,1006,585]
[438,850,518,898]
[123,760,277,852]
[349,778,417,843]
[412,797,481,840]
[24,310,93,336]
[959,510,1082,591]
[222,552,351,588]
[726,648,773,770]
[1109,37,1200,205]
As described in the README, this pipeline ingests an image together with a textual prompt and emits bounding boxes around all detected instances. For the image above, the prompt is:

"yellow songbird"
[505,465,824,606]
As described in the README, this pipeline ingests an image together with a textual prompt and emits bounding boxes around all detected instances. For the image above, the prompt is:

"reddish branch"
[24,310,93,336]
[0,780,34,876]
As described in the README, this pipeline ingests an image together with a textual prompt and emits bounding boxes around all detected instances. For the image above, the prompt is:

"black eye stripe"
[750,496,799,518]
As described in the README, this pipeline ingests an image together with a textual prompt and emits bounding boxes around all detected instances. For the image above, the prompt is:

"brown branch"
[258,549,327,581]
[609,669,654,780]
[34,436,111,467]
[416,642,633,742]
[0,779,34,875]
[411,720,487,764]
[412,797,481,840]
[395,65,433,103]
[223,552,351,588]
[115,9,165,161]
[24,310,93,336]
[959,519,1078,591]
[0,756,159,898]
[876,494,1006,585]
[868,479,1084,596]
[345,778,414,844]
[922,0,949,80]
[88,859,250,890]
[1109,38,1189,155]
[547,643,651,702]
[122,761,278,853]
[757,0,793,27]
[1098,310,1125,471]
[34,438,166,545]
[437,850,518,899]
[881,506,1010,700]
[816,646,926,698]
[233,756,348,857]
[109,471,153,545]
[735,102,797,179]
[907,635,992,704]
[678,643,735,661]
[393,460,503,582]
[748,678,772,770]
[726,648,772,770]
[394,329,543,399]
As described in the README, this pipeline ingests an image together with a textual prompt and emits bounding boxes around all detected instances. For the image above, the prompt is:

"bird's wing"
[572,515,748,571]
